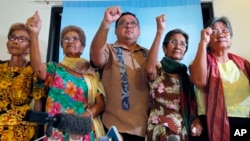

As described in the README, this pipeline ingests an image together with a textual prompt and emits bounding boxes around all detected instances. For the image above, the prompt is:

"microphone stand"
[34,116,54,141]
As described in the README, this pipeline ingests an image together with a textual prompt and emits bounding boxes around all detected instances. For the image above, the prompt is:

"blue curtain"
[60,0,203,66]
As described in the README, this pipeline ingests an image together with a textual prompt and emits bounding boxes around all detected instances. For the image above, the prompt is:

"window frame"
[47,2,214,62]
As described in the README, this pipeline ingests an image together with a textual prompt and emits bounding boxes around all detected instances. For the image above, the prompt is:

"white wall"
[213,0,250,61]
[0,0,249,62]
[0,0,61,62]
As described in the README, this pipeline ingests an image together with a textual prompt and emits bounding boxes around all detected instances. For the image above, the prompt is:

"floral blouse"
[44,62,93,141]
[0,61,45,140]
[146,67,188,141]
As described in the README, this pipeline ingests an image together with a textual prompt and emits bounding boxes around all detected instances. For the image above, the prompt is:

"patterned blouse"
[0,61,45,140]
[146,66,188,141]
[44,62,93,141]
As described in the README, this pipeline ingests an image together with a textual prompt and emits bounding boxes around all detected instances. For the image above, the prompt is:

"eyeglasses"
[167,39,187,48]
[62,36,80,43]
[8,35,29,43]
[211,28,230,35]
[118,20,138,27]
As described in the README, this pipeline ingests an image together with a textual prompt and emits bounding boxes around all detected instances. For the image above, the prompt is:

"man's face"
[115,15,140,43]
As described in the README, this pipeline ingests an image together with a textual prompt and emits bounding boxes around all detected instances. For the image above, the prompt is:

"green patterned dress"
[44,62,94,141]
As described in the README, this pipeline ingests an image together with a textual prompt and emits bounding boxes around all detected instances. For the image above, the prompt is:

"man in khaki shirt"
[90,6,150,141]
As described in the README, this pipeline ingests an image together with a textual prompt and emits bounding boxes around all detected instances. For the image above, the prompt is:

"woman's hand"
[156,14,166,34]
[26,11,42,36]
[200,27,212,46]
[190,117,203,136]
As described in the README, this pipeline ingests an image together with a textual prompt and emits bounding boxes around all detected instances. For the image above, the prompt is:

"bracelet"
[86,109,93,120]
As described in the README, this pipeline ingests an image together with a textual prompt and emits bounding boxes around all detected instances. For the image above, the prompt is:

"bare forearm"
[146,31,164,80]
[82,94,105,118]
[90,21,110,67]
[29,34,41,68]
[190,41,208,87]
[29,34,46,80]
[34,99,42,112]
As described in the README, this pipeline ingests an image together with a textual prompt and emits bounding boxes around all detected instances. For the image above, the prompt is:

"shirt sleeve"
[32,72,45,100]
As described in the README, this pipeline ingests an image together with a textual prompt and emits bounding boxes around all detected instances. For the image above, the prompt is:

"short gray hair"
[205,16,233,37]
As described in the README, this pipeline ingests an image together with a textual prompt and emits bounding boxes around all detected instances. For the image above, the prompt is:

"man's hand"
[103,6,122,27]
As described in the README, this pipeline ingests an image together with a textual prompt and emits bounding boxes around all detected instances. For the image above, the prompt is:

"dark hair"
[163,28,189,53]
[60,25,86,46]
[205,16,233,37]
[115,12,140,28]
[8,23,29,38]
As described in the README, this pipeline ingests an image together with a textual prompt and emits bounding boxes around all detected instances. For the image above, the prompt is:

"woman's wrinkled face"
[61,31,84,58]
[163,33,187,62]
[7,30,30,57]
[209,21,231,51]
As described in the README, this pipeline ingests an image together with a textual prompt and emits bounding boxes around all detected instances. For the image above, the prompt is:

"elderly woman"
[145,15,202,141]
[0,23,45,140]
[190,16,250,141]
[26,12,105,141]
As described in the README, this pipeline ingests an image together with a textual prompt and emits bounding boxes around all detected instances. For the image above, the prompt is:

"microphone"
[167,135,180,141]
[52,113,92,135]
[23,110,92,135]
[23,110,48,124]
